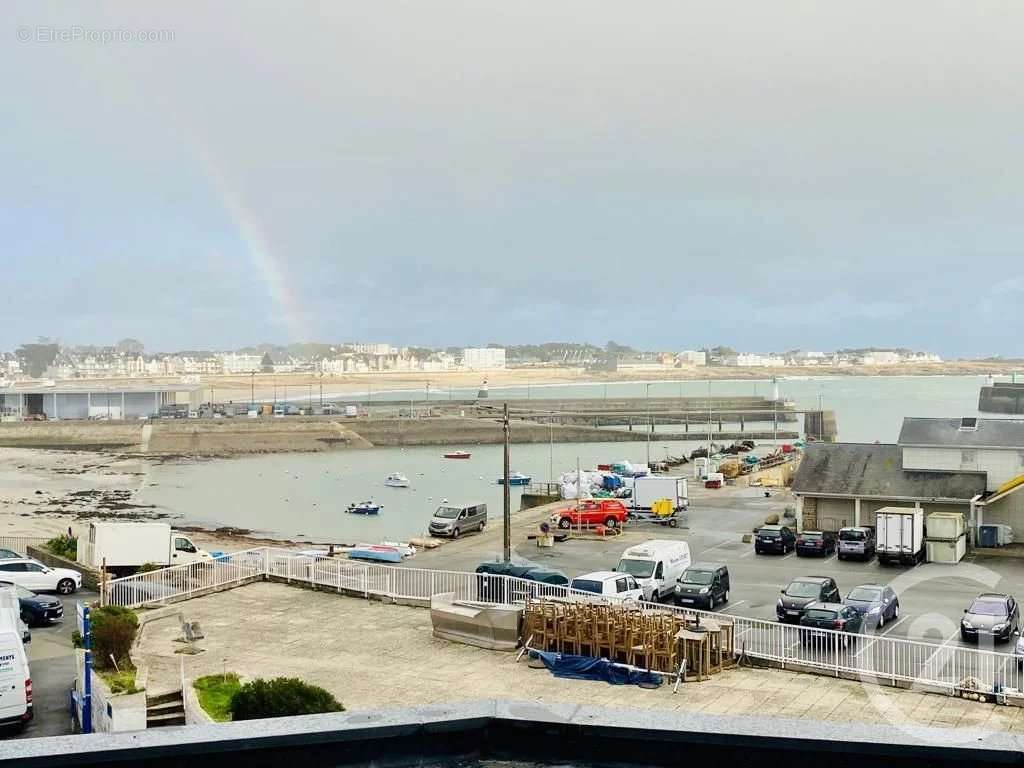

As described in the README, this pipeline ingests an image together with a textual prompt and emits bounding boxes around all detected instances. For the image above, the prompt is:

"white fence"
[0,536,50,555]
[104,547,1024,697]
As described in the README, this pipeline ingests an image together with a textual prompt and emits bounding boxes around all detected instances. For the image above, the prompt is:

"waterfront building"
[462,347,506,370]
[0,382,202,420]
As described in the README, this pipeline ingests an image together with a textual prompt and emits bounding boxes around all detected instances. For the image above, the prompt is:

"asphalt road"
[14,589,99,740]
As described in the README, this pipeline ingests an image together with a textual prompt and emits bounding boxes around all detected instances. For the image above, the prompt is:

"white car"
[569,571,644,602]
[0,559,81,595]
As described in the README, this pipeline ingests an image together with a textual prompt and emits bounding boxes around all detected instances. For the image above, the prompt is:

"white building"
[219,353,263,374]
[677,350,706,366]
[462,348,506,370]
[860,351,901,366]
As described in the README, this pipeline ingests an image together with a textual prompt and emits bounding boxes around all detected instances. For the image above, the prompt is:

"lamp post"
[502,403,511,563]
[645,382,652,466]
[250,370,255,410]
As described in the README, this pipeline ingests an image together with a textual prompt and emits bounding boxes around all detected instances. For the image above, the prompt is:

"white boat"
[385,473,410,488]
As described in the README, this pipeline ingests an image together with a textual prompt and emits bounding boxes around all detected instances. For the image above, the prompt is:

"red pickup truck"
[553,499,629,529]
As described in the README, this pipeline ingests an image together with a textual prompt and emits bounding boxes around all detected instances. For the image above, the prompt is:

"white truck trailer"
[77,522,212,576]
[875,507,925,566]
[631,476,689,511]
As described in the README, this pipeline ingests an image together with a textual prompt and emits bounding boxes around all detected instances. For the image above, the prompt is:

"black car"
[799,602,865,647]
[674,563,730,609]
[0,581,63,626]
[795,531,836,557]
[777,576,840,623]
[754,525,796,555]
[961,593,1020,643]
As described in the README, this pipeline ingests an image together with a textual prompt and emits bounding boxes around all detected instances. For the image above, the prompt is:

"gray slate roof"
[792,442,986,501]
[898,417,1024,449]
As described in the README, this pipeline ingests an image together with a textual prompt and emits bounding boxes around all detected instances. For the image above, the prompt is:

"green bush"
[137,562,162,574]
[230,677,343,721]
[91,605,139,670]
[194,673,241,721]
[45,535,77,560]
[99,667,141,695]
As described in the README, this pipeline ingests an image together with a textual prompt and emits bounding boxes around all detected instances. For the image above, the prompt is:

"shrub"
[90,605,139,670]
[45,535,77,560]
[137,562,162,574]
[99,668,141,695]
[194,673,241,721]
[230,677,343,721]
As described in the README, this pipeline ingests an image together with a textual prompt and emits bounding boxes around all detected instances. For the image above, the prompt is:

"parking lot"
[414,485,1024,655]
[14,589,97,740]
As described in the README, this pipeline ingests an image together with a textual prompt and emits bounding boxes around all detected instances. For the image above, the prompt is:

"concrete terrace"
[134,581,1024,733]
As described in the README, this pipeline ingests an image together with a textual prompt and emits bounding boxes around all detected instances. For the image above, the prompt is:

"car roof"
[801,530,824,535]
[850,583,885,590]
[839,526,871,531]
[574,571,622,581]
[790,576,830,584]
[688,562,726,571]
[975,593,1011,601]
[759,524,783,530]
[806,602,845,610]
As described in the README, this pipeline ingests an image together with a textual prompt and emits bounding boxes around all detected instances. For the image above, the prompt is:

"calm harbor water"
[140,375,1002,542]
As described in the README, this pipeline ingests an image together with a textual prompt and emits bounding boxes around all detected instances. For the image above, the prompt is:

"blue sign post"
[77,602,92,735]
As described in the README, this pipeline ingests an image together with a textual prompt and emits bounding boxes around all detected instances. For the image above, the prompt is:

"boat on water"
[496,471,531,486]
[346,501,382,515]
[384,473,410,488]
[443,451,472,459]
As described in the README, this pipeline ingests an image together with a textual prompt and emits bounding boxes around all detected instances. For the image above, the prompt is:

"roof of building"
[0,382,201,394]
[898,417,1024,449]
[792,442,987,501]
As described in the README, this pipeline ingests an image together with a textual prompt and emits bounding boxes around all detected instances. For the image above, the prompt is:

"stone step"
[145,690,183,707]
[146,711,186,727]
[146,700,185,716]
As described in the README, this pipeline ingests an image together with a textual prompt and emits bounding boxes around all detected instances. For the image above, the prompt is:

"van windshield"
[681,569,714,585]
[434,507,461,519]
[616,559,654,579]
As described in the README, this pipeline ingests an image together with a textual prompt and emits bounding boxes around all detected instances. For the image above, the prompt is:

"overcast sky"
[2,1,1022,355]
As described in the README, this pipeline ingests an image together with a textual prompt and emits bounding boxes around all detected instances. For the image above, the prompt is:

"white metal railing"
[103,547,1024,697]
[0,536,51,557]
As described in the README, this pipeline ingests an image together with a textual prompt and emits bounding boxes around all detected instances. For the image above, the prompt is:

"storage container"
[926,535,966,564]
[926,512,965,541]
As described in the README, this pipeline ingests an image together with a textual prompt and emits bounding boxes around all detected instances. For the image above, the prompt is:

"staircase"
[146,690,185,728]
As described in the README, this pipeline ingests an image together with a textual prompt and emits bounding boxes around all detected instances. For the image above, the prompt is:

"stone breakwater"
[0,416,798,456]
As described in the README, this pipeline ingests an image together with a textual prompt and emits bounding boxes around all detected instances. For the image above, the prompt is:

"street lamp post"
[250,371,255,410]
[645,383,652,467]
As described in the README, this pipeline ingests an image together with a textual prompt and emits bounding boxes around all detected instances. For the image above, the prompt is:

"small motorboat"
[384,473,410,488]
[496,471,531,486]
[346,501,382,515]
[443,451,472,459]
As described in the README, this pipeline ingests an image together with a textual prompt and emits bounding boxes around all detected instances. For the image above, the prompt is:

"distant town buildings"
[0,340,944,382]
[462,348,506,370]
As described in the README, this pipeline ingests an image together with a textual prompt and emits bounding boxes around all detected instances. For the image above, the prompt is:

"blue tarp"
[532,651,663,687]
[603,475,624,491]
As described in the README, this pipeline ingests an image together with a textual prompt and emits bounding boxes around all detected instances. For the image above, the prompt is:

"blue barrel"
[978,525,999,548]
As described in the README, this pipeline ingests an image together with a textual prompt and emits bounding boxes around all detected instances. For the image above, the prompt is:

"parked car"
[569,571,643,602]
[0,559,81,595]
[754,525,796,555]
[799,602,865,647]
[843,583,899,629]
[961,593,1020,643]
[674,563,730,609]
[428,503,487,539]
[553,499,629,530]
[795,531,836,557]
[777,576,840,623]
[837,527,875,561]
[474,562,568,601]
[0,582,63,627]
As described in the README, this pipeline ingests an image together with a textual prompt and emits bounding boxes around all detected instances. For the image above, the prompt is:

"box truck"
[631,476,688,512]
[78,522,212,576]
[876,508,925,566]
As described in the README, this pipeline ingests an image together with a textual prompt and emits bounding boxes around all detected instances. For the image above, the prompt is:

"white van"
[615,540,692,602]
[569,571,643,602]
[0,606,31,731]
[0,587,30,644]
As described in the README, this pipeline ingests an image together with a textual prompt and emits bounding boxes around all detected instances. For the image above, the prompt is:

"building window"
[961,450,976,465]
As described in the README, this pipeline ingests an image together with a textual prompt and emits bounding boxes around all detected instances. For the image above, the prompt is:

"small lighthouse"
[477,378,489,399]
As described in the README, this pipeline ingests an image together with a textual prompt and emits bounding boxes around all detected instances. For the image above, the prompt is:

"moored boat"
[348,544,402,563]
[496,471,531,486]
[346,501,382,515]
[443,451,472,459]
[384,473,410,487]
